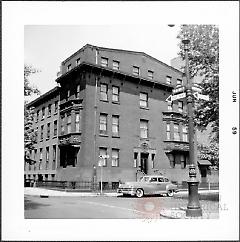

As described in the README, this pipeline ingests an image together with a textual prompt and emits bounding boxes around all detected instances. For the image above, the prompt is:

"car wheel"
[136,189,144,198]
[167,190,174,197]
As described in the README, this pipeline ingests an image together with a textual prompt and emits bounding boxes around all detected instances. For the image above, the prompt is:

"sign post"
[98,154,109,195]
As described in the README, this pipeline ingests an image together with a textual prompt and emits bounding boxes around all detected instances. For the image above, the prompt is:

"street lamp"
[169,24,202,217]
[182,29,202,217]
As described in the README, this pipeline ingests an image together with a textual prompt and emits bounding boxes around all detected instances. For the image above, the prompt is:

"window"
[61,116,65,135]
[168,154,175,168]
[178,101,183,113]
[166,123,171,140]
[112,149,119,167]
[101,57,108,67]
[66,90,70,101]
[54,101,58,113]
[182,125,188,142]
[100,83,108,101]
[47,123,50,139]
[133,152,138,168]
[75,113,80,132]
[40,125,44,140]
[99,148,107,166]
[166,76,172,84]
[140,92,148,108]
[34,149,37,170]
[39,148,43,170]
[76,85,80,98]
[67,115,71,134]
[113,60,120,70]
[133,66,140,76]
[177,79,182,86]
[112,86,119,102]
[150,177,158,182]
[52,145,56,170]
[158,177,164,182]
[180,154,186,169]
[167,101,173,111]
[42,107,45,119]
[99,114,107,135]
[67,64,71,71]
[174,124,180,141]
[35,127,38,141]
[48,104,51,116]
[46,147,49,170]
[151,154,155,169]
[36,110,39,122]
[140,120,148,138]
[54,120,58,136]
[76,58,80,66]
[148,70,154,80]
[112,115,119,136]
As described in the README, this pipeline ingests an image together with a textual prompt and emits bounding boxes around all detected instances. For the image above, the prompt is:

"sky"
[24,24,181,101]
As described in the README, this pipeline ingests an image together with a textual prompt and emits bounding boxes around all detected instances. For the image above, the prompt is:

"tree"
[24,65,40,96]
[197,143,219,167]
[177,25,219,143]
[24,65,40,164]
[177,25,219,164]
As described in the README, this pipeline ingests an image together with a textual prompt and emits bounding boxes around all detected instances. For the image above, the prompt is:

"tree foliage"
[177,25,219,143]
[197,143,219,167]
[24,65,40,96]
[24,64,40,163]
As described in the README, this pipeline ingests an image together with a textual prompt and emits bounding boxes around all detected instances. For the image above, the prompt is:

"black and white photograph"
[2,1,239,241]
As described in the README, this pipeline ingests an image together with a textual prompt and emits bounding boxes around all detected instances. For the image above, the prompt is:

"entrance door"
[140,153,148,174]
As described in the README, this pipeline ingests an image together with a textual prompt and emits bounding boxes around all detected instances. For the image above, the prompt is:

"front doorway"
[140,153,149,174]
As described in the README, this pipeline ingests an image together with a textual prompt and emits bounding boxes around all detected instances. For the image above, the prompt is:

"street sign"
[172,86,186,95]
[166,92,186,102]
[193,92,209,101]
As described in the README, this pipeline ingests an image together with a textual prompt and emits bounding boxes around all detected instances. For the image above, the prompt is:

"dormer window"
[101,57,108,67]
[148,70,154,80]
[133,66,140,76]
[177,79,182,86]
[166,76,172,84]
[113,60,120,70]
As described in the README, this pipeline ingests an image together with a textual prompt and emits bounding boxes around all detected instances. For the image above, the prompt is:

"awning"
[197,160,212,166]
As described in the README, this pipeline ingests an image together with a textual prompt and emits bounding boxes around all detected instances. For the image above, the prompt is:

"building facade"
[25,44,193,185]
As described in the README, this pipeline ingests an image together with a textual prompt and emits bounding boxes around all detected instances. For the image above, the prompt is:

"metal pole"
[100,164,103,195]
[183,39,202,217]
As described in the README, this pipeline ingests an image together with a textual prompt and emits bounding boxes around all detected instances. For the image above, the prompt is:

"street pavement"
[24,187,219,219]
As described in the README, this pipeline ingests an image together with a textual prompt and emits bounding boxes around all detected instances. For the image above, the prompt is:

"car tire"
[136,189,144,198]
[167,190,174,197]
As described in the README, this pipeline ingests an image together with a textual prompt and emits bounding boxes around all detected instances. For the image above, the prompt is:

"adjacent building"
[25,44,193,186]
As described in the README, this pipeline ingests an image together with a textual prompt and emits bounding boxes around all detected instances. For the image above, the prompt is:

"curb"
[160,208,219,219]
[25,192,121,198]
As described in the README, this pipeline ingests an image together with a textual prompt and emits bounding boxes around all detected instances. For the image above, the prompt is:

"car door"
[146,177,158,194]
[157,177,167,193]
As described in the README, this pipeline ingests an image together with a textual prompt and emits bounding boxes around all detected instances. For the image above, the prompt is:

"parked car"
[117,175,179,198]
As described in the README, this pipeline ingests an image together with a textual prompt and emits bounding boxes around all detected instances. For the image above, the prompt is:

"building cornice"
[26,86,60,108]
[56,61,174,92]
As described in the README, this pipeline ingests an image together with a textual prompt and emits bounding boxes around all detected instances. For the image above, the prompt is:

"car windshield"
[140,177,150,182]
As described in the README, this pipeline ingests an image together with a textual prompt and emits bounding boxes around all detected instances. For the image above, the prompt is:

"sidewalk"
[160,190,219,219]
[24,187,119,197]
[24,187,219,198]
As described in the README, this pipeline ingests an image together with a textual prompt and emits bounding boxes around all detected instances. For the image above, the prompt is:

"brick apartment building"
[25,44,193,185]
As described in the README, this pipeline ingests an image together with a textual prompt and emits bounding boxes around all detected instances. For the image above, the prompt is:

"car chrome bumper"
[117,188,135,195]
